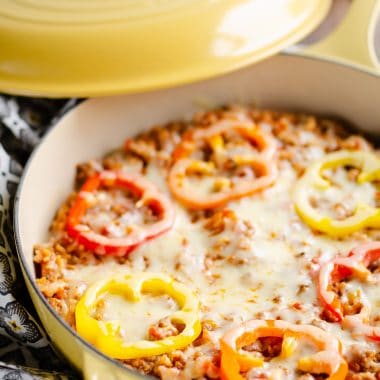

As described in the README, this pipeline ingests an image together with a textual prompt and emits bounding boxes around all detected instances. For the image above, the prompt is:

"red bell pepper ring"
[169,120,278,209]
[66,170,175,256]
[220,319,347,380]
[318,242,380,341]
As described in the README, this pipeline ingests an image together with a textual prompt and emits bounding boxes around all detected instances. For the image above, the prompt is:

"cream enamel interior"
[15,53,380,380]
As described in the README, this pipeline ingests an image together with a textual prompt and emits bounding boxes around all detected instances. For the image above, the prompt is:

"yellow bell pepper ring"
[294,150,380,237]
[75,272,202,359]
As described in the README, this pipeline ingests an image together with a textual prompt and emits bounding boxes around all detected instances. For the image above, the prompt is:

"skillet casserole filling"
[34,106,380,379]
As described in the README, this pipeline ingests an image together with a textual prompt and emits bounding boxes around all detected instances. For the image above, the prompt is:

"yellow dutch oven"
[11,0,380,379]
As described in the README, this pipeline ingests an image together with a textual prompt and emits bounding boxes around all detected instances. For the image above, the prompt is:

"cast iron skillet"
[14,2,380,379]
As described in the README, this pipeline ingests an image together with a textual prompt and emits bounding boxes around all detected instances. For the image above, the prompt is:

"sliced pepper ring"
[294,150,380,237]
[173,120,277,161]
[169,156,277,210]
[169,120,278,209]
[66,170,175,256]
[343,300,380,342]
[318,242,380,341]
[220,319,347,380]
[75,272,202,359]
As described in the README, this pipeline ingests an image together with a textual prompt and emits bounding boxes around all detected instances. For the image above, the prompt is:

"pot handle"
[300,0,380,70]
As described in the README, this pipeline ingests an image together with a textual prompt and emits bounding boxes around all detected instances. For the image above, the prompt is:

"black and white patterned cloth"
[0,96,79,379]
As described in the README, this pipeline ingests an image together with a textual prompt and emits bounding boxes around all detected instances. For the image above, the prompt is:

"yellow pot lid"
[0,0,331,97]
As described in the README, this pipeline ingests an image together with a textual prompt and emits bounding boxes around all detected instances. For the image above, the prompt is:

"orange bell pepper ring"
[220,319,347,380]
[168,120,278,209]
[318,242,380,341]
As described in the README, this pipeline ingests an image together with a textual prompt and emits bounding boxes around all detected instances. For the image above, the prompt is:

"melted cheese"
[99,292,178,342]
[311,167,377,220]
[82,188,156,238]
[246,337,317,379]
[63,134,380,378]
